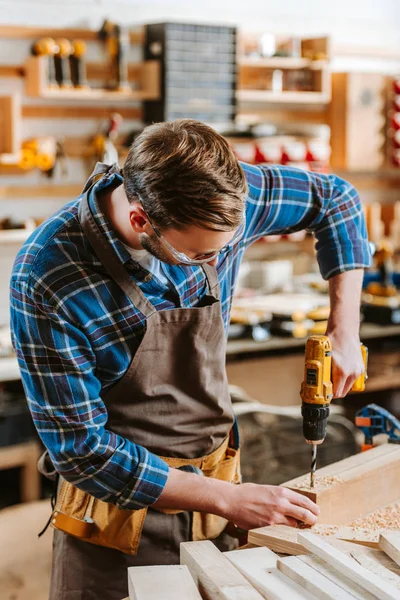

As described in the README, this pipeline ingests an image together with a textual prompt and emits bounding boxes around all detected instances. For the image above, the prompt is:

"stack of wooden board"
[126,445,400,598]
[126,532,400,599]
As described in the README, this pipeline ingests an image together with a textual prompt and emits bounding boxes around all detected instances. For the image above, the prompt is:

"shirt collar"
[86,168,133,265]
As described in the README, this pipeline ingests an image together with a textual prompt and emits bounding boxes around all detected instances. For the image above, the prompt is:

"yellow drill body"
[301,335,368,487]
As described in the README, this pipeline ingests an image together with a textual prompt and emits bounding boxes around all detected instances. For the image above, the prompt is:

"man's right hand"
[222,482,319,530]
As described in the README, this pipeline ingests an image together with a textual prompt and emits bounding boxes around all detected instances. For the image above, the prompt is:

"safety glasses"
[137,194,245,266]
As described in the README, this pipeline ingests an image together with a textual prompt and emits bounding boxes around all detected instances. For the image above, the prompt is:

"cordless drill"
[301,335,368,487]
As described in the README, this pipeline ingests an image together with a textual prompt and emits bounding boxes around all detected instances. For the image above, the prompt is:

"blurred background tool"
[54,38,73,88]
[70,39,89,89]
[301,335,368,487]
[92,113,123,164]
[355,403,400,450]
[363,240,400,324]
[18,137,57,173]
[98,19,131,91]
[31,37,59,88]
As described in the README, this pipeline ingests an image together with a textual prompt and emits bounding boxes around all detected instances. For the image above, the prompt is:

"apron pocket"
[192,447,241,541]
[51,480,147,556]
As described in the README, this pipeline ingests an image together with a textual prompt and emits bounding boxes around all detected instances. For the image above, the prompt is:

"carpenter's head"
[123,119,247,266]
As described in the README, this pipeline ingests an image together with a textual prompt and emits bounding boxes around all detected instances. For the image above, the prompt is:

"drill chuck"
[302,402,330,444]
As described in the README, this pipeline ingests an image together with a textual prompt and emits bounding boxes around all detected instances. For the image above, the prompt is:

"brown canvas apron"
[49,167,239,599]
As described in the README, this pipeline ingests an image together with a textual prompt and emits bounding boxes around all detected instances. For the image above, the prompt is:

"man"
[10,119,371,599]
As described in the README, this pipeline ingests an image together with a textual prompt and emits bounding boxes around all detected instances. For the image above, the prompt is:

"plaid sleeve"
[240,162,372,280]
[9,277,169,510]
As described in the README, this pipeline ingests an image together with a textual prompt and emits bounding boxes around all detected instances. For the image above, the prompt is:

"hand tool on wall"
[54,38,73,88]
[70,40,89,89]
[363,240,400,324]
[301,335,368,488]
[98,19,131,91]
[355,403,400,451]
[18,137,57,173]
[31,37,59,88]
[92,113,123,164]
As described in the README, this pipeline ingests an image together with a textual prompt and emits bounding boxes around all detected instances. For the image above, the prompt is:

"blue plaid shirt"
[10,163,371,509]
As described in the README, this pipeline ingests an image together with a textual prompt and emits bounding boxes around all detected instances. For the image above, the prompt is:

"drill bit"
[310,444,317,488]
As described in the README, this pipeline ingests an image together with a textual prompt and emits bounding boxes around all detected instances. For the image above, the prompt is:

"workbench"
[226,322,400,408]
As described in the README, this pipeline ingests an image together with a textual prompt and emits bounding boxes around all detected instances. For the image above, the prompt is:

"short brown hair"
[123,119,247,232]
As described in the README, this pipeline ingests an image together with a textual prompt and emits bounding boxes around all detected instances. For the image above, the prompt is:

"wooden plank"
[22,105,142,120]
[248,525,310,556]
[224,547,316,599]
[0,65,25,78]
[298,531,400,600]
[380,532,400,568]
[237,108,329,126]
[247,525,364,555]
[351,549,400,590]
[180,540,264,599]
[298,555,377,600]
[127,565,202,600]
[283,444,400,525]
[0,94,21,156]
[277,555,357,600]
[0,25,143,44]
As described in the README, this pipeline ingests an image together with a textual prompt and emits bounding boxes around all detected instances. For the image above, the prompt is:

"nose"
[207,257,218,267]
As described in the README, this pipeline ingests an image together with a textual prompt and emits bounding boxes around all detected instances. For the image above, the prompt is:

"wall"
[0,0,399,323]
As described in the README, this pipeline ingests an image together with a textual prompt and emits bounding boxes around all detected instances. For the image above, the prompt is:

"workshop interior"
[1,1,400,599]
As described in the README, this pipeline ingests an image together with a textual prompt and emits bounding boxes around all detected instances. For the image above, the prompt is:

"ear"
[129,204,151,233]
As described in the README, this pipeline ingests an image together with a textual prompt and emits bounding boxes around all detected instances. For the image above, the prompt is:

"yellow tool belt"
[51,437,241,555]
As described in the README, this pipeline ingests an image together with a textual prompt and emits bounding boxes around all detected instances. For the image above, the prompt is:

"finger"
[341,374,357,397]
[331,364,345,398]
[275,515,299,528]
[283,503,318,526]
[284,489,320,516]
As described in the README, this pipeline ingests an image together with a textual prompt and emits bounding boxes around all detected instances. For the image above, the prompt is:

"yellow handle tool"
[301,335,368,487]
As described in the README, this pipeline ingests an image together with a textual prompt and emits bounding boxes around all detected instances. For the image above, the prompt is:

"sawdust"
[291,475,343,492]
[348,501,400,531]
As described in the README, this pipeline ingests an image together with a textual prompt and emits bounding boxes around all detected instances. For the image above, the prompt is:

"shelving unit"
[237,35,331,110]
[25,56,160,102]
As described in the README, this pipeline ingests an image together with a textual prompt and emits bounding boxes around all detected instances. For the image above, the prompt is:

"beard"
[139,232,177,265]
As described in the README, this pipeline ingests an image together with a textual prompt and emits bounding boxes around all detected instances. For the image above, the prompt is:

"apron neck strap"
[202,264,220,299]
[78,189,157,319]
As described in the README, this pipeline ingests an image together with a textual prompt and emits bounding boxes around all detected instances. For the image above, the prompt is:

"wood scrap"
[180,540,264,599]
[248,525,310,555]
[379,532,400,568]
[277,555,359,600]
[283,444,400,525]
[298,555,377,600]
[298,531,400,600]
[248,524,375,555]
[350,548,400,590]
[224,547,317,599]
[127,565,201,600]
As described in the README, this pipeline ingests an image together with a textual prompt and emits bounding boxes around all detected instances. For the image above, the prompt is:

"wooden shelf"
[25,56,160,102]
[226,322,400,357]
[0,24,143,44]
[0,184,81,200]
[237,89,331,104]
[239,57,328,70]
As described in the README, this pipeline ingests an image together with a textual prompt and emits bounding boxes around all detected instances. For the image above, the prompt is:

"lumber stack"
[127,445,400,598]
[127,533,400,599]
